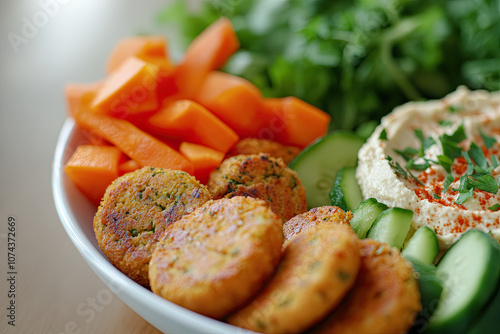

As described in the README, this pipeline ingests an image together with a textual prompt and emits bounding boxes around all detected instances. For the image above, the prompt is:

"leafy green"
[157,0,500,130]
[480,129,497,149]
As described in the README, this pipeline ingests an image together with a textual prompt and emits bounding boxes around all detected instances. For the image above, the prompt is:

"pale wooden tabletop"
[0,1,190,333]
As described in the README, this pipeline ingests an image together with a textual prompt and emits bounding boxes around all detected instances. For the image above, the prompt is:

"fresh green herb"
[443,174,454,193]
[448,105,462,112]
[415,129,436,157]
[129,229,139,237]
[438,120,452,127]
[489,204,500,211]
[437,154,453,173]
[433,193,441,199]
[468,142,489,170]
[407,168,425,186]
[492,155,500,169]
[480,129,496,149]
[158,0,500,131]
[439,124,467,161]
[468,174,498,194]
[379,128,388,140]
[386,156,407,179]
[394,147,420,161]
[406,159,430,171]
[461,150,475,176]
[455,188,474,204]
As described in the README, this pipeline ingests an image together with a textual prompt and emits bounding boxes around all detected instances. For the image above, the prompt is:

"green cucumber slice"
[289,131,364,209]
[401,226,439,265]
[467,280,500,334]
[406,257,444,334]
[349,198,388,238]
[426,230,500,334]
[329,167,363,212]
[365,207,413,249]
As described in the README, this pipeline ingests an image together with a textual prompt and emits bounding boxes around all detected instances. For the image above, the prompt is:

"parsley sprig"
[387,124,500,205]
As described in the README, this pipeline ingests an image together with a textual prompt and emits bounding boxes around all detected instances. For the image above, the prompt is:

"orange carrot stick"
[263,97,331,147]
[118,159,141,175]
[179,142,225,184]
[64,145,122,205]
[106,36,168,73]
[65,81,102,116]
[73,108,194,174]
[175,17,239,97]
[91,57,159,117]
[145,99,239,153]
[193,71,264,138]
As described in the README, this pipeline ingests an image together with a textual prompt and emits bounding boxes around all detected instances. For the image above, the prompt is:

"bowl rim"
[51,118,251,334]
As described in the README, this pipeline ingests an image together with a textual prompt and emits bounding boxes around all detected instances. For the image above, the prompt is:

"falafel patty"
[311,239,421,334]
[226,138,301,165]
[283,206,353,240]
[93,167,211,287]
[227,223,360,334]
[149,196,284,319]
[207,153,307,221]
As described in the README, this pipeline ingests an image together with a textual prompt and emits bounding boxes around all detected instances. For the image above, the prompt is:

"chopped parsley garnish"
[443,174,454,193]
[468,142,489,170]
[389,122,500,205]
[415,129,436,157]
[489,204,500,211]
[438,120,452,127]
[480,129,497,149]
[448,105,463,112]
[439,124,467,161]
[386,156,407,179]
[379,128,388,140]
[433,194,441,199]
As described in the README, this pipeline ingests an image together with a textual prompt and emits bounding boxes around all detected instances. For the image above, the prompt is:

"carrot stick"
[179,142,225,184]
[91,57,159,117]
[118,159,141,175]
[73,108,194,174]
[175,17,239,97]
[263,97,331,147]
[64,145,122,205]
[193,71,264,138]
[145,99,239,153]
[106,36,168,73]
[65,81,102,116]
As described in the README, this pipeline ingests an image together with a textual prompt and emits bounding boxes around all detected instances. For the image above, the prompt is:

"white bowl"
[52,118,254,334]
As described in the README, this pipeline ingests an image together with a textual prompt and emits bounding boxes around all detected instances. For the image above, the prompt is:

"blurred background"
[0,0,499,333]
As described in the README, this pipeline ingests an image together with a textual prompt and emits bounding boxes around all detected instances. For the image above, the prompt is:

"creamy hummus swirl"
[357,86,500,249]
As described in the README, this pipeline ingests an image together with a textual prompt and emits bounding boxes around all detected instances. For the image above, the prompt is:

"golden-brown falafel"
[149,196,284,319]
[283,206,353,240]
[226,138,301,165]
[93,167,211,287]
[228,223,360,333]
[311,239,421,334]
[207,153,307,221]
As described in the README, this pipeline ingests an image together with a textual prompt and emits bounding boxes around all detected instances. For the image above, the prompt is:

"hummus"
[357,86,500,249]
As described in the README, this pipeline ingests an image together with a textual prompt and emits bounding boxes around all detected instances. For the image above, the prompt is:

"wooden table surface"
[0,1,190,333]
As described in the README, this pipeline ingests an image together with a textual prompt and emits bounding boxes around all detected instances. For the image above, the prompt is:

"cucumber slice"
[468,281,500,334]
[365,207,413,249]
[289,131,364,209]
[406,257,444,334]
[349,198,388,238]
[329,167,363,211]
[401,226,439,265]
[426,230,500,334]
